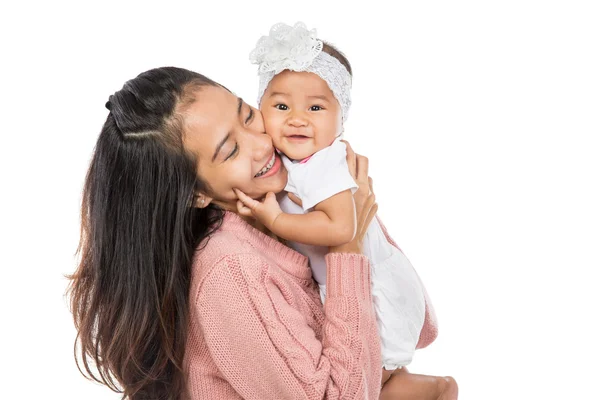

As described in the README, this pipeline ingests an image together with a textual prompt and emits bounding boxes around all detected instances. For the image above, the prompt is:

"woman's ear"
[194,193,213,209]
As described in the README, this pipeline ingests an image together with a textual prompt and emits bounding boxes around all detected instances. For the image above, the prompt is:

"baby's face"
[260,70,342,160]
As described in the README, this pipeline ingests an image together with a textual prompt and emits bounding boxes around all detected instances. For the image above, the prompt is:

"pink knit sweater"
[184,212,437,399]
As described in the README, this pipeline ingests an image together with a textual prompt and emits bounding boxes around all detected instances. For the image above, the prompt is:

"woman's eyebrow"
[211,98,243,163]
[212,133,231,162]
[245,107,254,124]
[236,97,243,115]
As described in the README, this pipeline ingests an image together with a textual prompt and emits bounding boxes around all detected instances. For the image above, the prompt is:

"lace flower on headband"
[250,22,352,122]
[249,22,323,75]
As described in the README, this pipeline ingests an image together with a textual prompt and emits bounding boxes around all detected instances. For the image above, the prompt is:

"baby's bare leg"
[381,368,396,387]
[380,368,458,400]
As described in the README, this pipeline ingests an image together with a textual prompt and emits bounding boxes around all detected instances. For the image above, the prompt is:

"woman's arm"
[191,252,381,400]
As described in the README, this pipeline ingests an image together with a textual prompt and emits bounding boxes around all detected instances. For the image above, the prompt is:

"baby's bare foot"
[436,376,458,400]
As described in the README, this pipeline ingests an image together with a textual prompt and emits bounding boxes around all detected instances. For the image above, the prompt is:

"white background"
[1,1,598,399]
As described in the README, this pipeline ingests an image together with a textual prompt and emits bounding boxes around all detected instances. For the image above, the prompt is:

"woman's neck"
[242,215,274,236]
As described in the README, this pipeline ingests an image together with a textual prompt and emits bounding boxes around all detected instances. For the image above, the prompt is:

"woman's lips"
[256,153,282,178]
[258,152,275,172]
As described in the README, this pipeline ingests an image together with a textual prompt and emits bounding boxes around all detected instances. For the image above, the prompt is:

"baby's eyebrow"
[307,95,329,102]
[268,91,289,97]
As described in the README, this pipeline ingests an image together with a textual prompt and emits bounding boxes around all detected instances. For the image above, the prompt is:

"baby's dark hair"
[322,41,352,77]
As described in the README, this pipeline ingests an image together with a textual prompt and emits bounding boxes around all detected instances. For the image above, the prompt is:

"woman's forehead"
[183,86,238,158]
[186,86,237,129]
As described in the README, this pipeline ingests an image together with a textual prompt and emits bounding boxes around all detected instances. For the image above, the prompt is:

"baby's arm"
[274,189,356,246]
[235,189,356,247]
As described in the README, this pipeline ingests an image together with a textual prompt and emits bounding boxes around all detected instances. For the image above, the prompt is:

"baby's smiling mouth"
[285,134,311,141]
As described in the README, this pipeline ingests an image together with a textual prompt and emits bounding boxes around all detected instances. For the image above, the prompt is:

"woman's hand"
[330,141,377,254]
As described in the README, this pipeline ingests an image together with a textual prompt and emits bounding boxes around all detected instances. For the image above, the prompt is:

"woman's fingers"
[342,140,357,179]
[361,201,378,239]
[355,155,369,187]
[357,192,377,237]
[354,174,377,240]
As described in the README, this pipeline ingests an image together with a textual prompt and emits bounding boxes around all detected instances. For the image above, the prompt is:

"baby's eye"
[275,104,288,111]
[310,105,323,111]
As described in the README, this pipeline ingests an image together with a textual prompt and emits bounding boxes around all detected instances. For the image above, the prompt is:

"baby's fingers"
[234,188,259,210]
[236,200,253,217]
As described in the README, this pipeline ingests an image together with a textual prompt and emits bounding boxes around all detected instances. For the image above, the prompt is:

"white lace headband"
[249,22,352,122]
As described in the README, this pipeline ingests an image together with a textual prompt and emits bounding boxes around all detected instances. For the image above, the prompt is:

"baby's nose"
[287,113,308,127]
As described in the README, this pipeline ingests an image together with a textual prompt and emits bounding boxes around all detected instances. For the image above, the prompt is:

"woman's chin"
[273,167,289,193]
[259,165,288,195]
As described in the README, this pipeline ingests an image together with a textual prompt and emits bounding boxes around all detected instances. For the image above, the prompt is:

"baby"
[237,22,457,398]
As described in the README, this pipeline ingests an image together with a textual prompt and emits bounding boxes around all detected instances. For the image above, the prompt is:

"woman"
[69,67,456,399]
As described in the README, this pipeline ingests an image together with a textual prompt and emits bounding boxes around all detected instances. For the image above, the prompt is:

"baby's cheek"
[264,127,277,140]
[263,116,279,136]
[272,136,285,151]
[264,128,283,148]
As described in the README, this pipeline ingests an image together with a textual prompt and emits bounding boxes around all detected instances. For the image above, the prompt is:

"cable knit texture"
[184,211,437,399]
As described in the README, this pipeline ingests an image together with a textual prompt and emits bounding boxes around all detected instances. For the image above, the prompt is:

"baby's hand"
[234,189,283,230]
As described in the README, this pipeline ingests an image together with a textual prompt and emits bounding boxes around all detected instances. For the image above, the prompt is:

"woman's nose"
[251,130,274,160]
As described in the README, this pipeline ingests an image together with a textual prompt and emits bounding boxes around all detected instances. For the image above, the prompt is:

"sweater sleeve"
[192,252,382,400]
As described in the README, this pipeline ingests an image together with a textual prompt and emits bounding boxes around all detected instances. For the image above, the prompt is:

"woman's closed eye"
[245,107,254,124]
[225,105,255,162]
[225,143,238,161]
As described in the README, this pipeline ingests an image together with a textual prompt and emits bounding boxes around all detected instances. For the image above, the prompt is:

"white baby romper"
[278,140,427,369]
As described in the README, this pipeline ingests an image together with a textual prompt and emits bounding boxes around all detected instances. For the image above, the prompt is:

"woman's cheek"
[230,166,255,194]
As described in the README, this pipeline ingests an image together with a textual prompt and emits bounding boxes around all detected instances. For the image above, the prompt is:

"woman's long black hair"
[68,67,224,399]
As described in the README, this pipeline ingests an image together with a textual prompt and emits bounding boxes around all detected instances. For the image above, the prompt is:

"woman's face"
[183,85,287,210]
